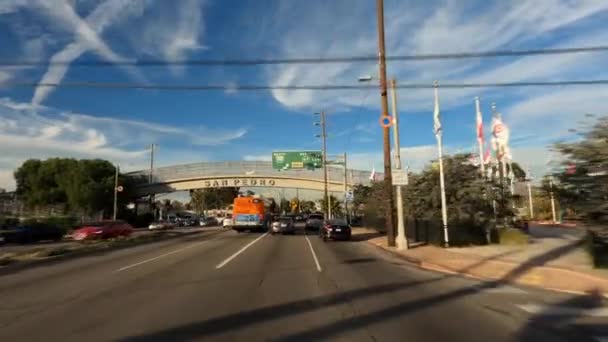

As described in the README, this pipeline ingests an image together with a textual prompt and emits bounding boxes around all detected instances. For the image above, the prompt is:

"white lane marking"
[517,304,608,317]
[304,233,322,272]
[117,241,207,272]
[215,232,268,269]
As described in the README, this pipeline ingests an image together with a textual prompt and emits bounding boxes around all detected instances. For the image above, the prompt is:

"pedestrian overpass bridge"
[126,161,379,197]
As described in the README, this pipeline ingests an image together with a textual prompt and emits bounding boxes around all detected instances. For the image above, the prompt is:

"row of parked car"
[148,216,221,230]
[0,220,135,245]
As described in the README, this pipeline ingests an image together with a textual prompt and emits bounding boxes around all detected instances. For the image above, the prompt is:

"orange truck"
[232,196,271,233]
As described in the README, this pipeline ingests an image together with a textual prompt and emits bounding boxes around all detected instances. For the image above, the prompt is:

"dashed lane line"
[215,232,269,269]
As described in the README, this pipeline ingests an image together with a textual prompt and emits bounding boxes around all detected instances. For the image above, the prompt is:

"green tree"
[299,200,316,213]
[14,158,116,216]
[552,116,608,223]
[189,187,240,211]
[171,200,185,212]
[279,198,291,214]
[189,189,206,214]
[317,195,344,218]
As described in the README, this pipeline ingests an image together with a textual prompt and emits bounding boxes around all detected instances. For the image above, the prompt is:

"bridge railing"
[126,161,380,186]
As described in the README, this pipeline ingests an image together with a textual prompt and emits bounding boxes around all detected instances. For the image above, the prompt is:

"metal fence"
[126,161,379,186]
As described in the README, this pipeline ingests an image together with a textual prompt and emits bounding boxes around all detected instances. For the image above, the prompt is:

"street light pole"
[113,164,119,221]
[148,143,157,219]
[343,152,348,221]
[549,177,557,224]
[390,78,408,250]
[149,143,156,183]
[375,0,396,247]
[527,177,534,219]
[315,111,330,219]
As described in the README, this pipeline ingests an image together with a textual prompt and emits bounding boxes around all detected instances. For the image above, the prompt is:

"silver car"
[271,217,296,235]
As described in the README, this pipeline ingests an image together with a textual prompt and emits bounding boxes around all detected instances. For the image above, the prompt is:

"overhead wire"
[5,79,608,91]
[1,46,607,66]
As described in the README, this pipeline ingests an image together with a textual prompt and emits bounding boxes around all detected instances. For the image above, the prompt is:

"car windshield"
[327,219,348,226]
[309,215,324,220]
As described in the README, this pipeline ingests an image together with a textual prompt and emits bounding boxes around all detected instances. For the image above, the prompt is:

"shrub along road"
[0,227,606,341]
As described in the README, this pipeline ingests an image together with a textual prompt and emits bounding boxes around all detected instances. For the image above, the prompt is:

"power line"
[2,46,608,67]
[5,79,608,91]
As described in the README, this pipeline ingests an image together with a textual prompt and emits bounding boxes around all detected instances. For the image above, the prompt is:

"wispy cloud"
[0,97,247,189]
[260,0,608,120]
[129,0,207,75]
[31,0,149,104]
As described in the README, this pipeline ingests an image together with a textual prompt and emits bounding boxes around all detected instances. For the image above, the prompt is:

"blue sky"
[1,0,608,190]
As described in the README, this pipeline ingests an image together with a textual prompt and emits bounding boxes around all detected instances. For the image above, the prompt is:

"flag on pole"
[433,82,442,137]
[476,103,484,144]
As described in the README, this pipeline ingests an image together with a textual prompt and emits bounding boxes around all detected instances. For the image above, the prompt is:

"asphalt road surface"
[1,226,607,341]
[0,226,216,253]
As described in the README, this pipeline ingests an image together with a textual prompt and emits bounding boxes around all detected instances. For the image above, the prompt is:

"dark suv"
[319,219,351,241]
[2,223,65,244]
[305,214,324,231]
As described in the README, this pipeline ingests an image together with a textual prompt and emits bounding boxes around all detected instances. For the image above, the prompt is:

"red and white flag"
[476,105,484,145]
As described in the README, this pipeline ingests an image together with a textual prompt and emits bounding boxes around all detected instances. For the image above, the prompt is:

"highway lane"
[1,227,606,341]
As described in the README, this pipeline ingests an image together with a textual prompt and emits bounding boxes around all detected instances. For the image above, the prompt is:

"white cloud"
[131,0,207,74]
[243,155,272,162]
[261,0,608,119]
[348,144,440,173]
[31,0,149,104]
[0,98,247,189]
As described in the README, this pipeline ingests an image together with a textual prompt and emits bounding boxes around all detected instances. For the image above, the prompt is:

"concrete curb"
[365,239,608,298]
[0,228,226,276]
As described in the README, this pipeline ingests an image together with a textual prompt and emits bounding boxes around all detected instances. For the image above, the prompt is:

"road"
[0,226,607,341]
[0,226,214,254]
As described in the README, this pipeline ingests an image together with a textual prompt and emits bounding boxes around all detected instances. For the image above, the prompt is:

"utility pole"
[549,177,557,224]
[343,152,348,221]
[390,78,408,250]
[315,111,330,219]
[149,143,157,219]
[113,164,119,221]
[375,0,396,247]
[527,172,534,219]
[149,143,156,183]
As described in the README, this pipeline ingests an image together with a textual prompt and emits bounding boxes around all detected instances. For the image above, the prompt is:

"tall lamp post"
[314,112,330,219]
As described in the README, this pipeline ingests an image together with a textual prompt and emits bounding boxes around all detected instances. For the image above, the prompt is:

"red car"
[72,220,134,241]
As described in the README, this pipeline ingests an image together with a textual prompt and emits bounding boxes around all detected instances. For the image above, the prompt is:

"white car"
[222,218,233,228]
[148,221,173,230]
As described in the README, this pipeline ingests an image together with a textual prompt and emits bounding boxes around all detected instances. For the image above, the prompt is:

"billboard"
[272,151,323,170]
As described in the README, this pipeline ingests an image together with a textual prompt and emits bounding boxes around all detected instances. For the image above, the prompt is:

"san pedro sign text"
[199,178,277,188]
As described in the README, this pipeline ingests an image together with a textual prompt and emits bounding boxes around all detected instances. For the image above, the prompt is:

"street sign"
[272,151,323,170]
[345,190,354,202]
[116,186,124,192]
[392,169,409,185]
[380,115,393,128]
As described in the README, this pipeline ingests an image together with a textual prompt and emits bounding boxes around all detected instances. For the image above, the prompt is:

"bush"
[495,228,529,245]
[406,217,490,247]
[586,230,608,269]
[19,216,78,231]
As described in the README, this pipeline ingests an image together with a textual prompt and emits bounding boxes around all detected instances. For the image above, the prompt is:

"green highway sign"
[272,151,323,170]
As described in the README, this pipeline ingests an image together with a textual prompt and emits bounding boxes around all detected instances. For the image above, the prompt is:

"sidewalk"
[354,226,608,296]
